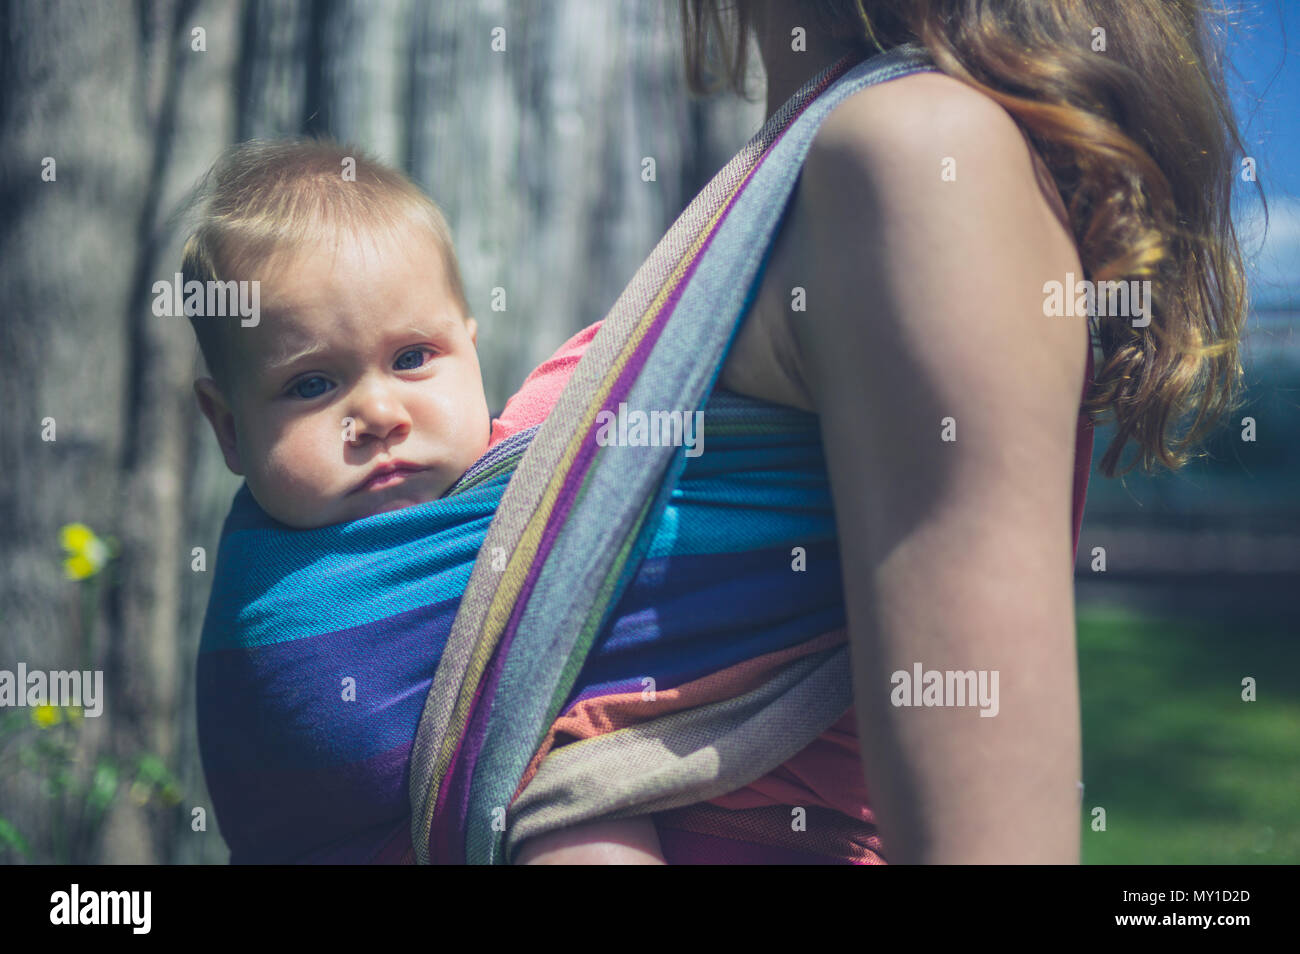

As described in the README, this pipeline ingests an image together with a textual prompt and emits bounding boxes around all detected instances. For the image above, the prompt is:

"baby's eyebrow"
[398,324,439,338]
[262,324,447,375]
[264,341,331,374]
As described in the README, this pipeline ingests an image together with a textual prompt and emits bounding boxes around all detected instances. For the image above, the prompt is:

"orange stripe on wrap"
[510,628,851,804]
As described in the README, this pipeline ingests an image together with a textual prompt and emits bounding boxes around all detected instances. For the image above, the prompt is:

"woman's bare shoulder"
[720,69,1082,413]
[792,67,1085,401]
[812,68,1074,232]
[816,69,1019,156]
[790,62,1089,510]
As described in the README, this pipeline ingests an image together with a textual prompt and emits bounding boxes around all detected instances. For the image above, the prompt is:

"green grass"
[1078,605,1300,863]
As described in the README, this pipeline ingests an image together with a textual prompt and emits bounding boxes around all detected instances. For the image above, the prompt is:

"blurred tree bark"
[0,0,240,864]
[0,0,760,863]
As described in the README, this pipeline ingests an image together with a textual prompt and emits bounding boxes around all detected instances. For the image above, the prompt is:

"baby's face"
[197,222,491,528]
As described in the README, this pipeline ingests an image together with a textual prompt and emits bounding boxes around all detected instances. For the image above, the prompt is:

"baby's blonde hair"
[181,137,470,389]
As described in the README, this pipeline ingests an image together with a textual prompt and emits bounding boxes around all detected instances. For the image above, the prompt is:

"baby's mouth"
[349,461,431,495]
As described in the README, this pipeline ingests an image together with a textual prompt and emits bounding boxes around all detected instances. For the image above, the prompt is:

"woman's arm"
[787,73,1090,863]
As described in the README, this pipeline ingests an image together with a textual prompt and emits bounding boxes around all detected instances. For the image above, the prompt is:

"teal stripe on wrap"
[462,45,938,863]
[643,480,836,559]
[644,394,837,558]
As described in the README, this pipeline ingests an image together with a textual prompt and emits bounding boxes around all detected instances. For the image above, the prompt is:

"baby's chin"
[351,490,441,520]
[252,471,455,529]
[338,471,457,523]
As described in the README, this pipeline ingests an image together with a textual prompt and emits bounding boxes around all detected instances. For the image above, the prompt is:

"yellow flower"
[60,523,111,580]
[31,704,62,729]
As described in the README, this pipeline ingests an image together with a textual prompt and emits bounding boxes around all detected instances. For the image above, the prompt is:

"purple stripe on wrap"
[562,541,845,708]
[198,597,460,774]
[428,231,722,860]
[214,741,412,864]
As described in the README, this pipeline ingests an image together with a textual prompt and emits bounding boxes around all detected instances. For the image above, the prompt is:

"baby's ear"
[194,378,244,476]
[465,316,478,348]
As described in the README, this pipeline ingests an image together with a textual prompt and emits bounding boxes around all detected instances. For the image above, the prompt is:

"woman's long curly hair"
[681,0,1258,478]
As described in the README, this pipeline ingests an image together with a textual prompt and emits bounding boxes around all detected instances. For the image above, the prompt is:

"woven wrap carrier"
[408,43,939,865]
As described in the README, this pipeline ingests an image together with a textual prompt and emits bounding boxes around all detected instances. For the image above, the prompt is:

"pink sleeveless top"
[490,322,1097,864]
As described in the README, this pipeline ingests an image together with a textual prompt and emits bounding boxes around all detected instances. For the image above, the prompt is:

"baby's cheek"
[452,397,492,466]
[259,423,340,499]
[420,383,486,458]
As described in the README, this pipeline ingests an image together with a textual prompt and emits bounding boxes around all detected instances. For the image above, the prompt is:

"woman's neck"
[755,3,868,122]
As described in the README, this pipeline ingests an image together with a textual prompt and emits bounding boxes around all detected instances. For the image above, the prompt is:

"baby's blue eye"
[291,376,332,399]
[395,348,429,371]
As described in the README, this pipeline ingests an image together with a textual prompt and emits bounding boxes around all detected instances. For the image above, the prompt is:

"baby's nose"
[345,384,411,443]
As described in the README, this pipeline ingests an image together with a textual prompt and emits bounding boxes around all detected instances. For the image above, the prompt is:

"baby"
[184,138,663,864]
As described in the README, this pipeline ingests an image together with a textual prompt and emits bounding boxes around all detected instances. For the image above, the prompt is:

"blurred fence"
[1076,307,1300,619]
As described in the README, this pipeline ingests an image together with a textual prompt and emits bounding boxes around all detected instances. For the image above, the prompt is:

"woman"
[518,0,1249,863]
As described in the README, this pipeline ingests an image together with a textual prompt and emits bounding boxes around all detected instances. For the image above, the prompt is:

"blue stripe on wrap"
[564,541,845,709]
[199,476,505,651]
[197,597,459,773]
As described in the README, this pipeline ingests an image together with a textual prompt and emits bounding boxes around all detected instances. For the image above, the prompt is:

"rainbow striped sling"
[409,43,938,864]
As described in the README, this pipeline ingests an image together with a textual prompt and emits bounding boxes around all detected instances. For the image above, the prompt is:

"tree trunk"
[0,0,761,864]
